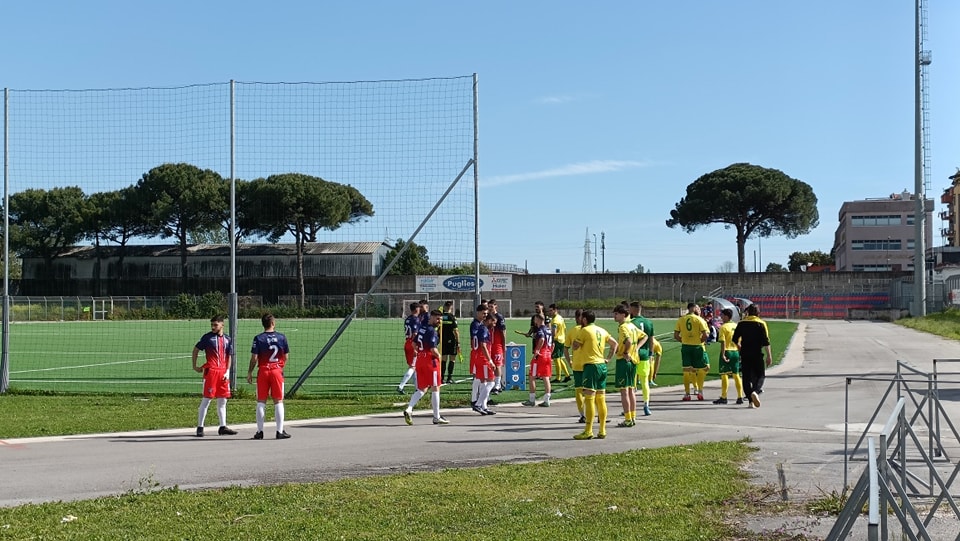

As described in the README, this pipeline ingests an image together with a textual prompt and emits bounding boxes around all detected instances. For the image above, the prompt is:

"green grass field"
[0,441,771,540]
[5,317,797,397]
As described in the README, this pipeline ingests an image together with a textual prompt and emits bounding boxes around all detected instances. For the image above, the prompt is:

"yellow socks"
[683,371,693,394]
[596,393,608,433]
[720,374,729,399]
[733,373,744,398]
[695,368,707,393]
[575,388,584,414]
[558,358,571,378]
[584,394,596,434]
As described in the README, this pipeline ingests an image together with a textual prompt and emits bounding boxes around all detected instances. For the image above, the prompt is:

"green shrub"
[198,291,227,317]
[169,293,199,319]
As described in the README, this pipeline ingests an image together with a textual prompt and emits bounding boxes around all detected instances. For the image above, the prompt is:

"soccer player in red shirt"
[469,304,497,415]
[487,299,508,393]
[246,313,291,439]
[192,315,237,437]
[402,309,448,425]
[522,313,554,407]
[397,303,421,394]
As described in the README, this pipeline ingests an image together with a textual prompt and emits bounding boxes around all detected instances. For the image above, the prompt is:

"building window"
[906,214,915,225]
[851,215,902,226]
[907,240,915,250]
[852,264,893,272]
[851,239,902,251]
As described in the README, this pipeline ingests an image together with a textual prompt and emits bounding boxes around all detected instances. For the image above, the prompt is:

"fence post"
[867,437,879,541]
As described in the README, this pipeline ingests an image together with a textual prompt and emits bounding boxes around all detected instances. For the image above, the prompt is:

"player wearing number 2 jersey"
[247,313,291,440]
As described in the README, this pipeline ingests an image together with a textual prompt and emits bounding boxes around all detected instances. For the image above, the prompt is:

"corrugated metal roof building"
[22,242,389,280]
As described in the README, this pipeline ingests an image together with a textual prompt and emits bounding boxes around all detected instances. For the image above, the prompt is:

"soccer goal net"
[353,293,454,319]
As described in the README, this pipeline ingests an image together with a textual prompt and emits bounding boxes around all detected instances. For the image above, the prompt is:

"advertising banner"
[415,274,513,293]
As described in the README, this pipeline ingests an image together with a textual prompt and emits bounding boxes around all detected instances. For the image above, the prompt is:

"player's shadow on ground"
[107,434,244,442]
[466,424,586,435]
[429,436,577,444]
[298,422,408,429]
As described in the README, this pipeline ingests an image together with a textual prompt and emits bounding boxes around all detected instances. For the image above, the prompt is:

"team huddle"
[397,298,774,440]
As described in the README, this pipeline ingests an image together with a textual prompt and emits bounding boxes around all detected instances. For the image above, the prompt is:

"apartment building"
[833,191,934,272]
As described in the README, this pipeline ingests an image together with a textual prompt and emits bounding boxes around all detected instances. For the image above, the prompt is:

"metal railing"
[831,359,960,539]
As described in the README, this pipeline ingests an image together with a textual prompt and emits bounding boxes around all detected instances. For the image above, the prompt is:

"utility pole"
[913,0,931,316]
[600,231,605,273]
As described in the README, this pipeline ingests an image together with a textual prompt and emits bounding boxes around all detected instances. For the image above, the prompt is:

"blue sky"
[2,0,959,273]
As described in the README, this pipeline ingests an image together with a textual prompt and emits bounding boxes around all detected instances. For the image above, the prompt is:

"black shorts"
[441,341,458,356]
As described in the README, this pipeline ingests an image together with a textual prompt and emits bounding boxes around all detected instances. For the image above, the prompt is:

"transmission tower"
[582,228,593,273]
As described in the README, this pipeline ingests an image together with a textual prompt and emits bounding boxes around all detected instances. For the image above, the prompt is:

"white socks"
[275,402,285,433]
[399,368,415,389]
[256,401,285,433]
[197,397,211,427]
[407,389,425,411]
[471,378,481,402]
[216,398,227,427]
[431,391,440,419]
[256,402,266,432]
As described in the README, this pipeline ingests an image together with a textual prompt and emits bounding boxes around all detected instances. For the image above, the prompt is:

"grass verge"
[896,308,960,340]
[0,440,803,541]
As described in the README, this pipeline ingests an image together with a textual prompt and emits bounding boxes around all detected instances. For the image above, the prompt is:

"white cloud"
[536,95,576,105]
[482,160,651,188]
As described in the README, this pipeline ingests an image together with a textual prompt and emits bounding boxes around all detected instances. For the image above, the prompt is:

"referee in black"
[731,304,773,409]
[440,300,460,384]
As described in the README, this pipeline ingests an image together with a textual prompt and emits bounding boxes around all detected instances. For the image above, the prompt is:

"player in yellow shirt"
[648,337,663,388]
[613,305,646,427]
[571,310,618,440]
[713,308,745,405]
[674,302,710,401]
[548,304,572,382]
[563,309,587,422]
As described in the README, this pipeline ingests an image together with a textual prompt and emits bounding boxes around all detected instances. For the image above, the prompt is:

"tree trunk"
[116,243,126,284]
[179,231,189,293]
[93,236,102,296]
[736,227,747,273]
[296,233,306,309]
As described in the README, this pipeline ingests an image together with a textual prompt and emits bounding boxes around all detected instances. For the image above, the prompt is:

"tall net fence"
[1,76,477,395]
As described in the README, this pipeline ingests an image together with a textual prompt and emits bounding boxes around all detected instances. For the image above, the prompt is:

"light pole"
[600,231,605,273]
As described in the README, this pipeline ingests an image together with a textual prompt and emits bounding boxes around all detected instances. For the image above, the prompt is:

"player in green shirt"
[629,301,654,415]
